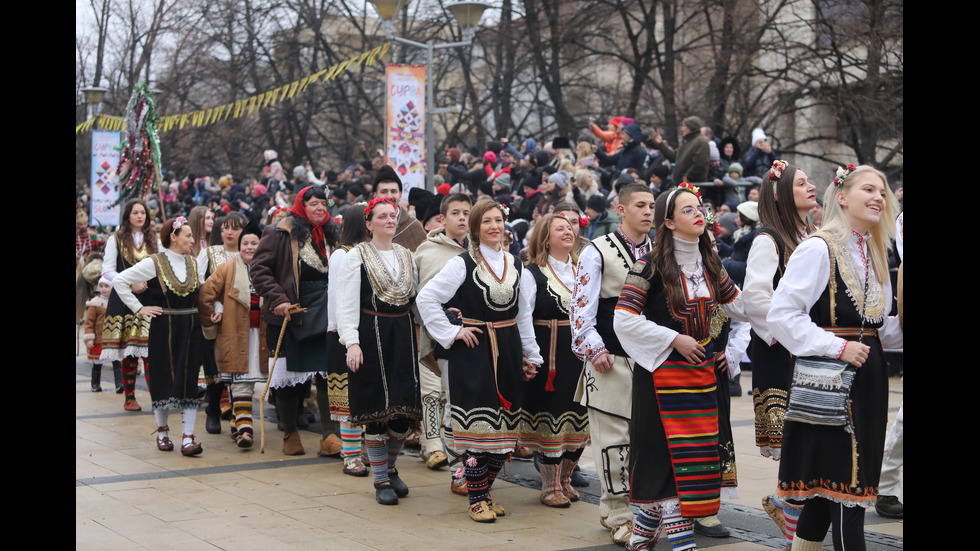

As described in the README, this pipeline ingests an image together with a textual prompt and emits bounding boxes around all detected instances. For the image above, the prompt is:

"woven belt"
[533,319,570,392]
[821,326,878,338]
[462,317,517,410]
[161,307,198,315]
[361,308,410,318]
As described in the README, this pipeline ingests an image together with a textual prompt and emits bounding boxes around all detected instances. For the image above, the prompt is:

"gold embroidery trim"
[356,242,414,306]
[153,253,198,297]
[298,239,329,273]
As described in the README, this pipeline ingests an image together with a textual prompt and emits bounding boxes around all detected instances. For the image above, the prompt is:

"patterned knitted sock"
[121,357,139,399]
[233,395,253,437]
[387,428,409,471]
[219,385,232,416]
[465,452,490,505]
[340,422,363,460]
[485,452,508,490]
[781,497,804,543]
[365,433,390,484]
[630,503,662,548]
[661,506,696,551]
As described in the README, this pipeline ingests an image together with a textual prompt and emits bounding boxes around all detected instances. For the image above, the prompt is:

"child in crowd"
[84,277,123,393]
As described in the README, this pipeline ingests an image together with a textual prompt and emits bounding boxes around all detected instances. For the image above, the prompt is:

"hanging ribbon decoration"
[75,42,391,135]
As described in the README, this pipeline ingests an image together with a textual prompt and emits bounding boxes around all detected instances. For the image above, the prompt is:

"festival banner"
[385,64,426,195]
[75,42,392,135]
[91,130,122,227]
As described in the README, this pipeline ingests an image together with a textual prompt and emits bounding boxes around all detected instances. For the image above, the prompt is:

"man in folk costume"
[570,183,654,545]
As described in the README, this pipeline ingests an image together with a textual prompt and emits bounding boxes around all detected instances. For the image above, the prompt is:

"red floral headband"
[833,164,857,188]
[364,197,396,217]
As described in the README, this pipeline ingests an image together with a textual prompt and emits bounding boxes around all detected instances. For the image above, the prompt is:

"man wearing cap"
[372,165,427,252]
[743,127,778,179]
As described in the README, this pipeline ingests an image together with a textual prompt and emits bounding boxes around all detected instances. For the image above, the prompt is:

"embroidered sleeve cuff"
[834,339,847,360]
[587,347,609,364]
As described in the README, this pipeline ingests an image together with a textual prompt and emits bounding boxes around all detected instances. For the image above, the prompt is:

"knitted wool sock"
[219,385,232,415]
[485,452,508,490]
[630,503,663,549]
[465,452,490,505]
[121,357,139,399]
[340,422,363,460]
[661,505,696,551]
[365,433,390,484]
[315,386,339,440]
[780,497,804,543]
[233,395,253,437]
[181,407,198,446]
[387,429,409,471]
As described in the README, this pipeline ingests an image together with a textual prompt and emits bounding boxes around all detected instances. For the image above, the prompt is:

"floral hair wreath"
[578,211,589,228]
[364,197,396,217]
[833,164,857,189]
[769,160,788,186]
[172,216,188,233]
[678,182,701,198]
[496,202,510,218]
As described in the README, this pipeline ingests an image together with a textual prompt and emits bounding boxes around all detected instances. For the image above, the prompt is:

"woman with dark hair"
[337,198,421,504]
[113,216,205,455]
[326,204,370,476]
[101,198,159,411]
[517,214,588,508]
[743,160,817,546]
[613,184,748,551]
[197,211,247,434]
[416,198,535,523]
[767,165,901,550]
[251,185,339,457]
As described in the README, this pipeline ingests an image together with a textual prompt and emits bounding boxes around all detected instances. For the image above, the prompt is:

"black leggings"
[795,497,866,551]
[365,417,410,436]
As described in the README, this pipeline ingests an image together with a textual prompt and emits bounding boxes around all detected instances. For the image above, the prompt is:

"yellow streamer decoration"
[75,41,390,135]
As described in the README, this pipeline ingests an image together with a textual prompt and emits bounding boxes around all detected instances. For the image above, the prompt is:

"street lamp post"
[369,0,488,191]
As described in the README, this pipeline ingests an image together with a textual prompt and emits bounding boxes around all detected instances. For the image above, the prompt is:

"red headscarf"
[289,185,330,257]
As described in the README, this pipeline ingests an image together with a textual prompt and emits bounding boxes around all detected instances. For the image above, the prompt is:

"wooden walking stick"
[259,304,307,453]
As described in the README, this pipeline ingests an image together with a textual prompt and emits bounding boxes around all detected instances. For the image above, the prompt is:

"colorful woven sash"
[462,317,517,410]
[532,319,570,392]
[652,358,721,518]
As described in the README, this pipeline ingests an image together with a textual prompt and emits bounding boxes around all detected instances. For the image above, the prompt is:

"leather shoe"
[375,483,399,505]
[317,433,343,457]
[875,495,903,519]
[342,457,369,477]
[451,475,468,496]
[569,465,589,487]
[388,469,409,497]
[694,520,731,538]
[512,445,534,459]
[154,426,173,452]
[540,490,570,508]
[486,497,506,516]
[124,399,142,412]
[421,450,449,470]
[205,413,222,434]
[237,433,253,448]
[468,500,496,522]
[283,432,305,455]
[180,434,203,456]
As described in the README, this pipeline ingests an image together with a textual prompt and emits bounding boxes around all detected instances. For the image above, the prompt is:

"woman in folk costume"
[326,204,370,477]
[767,165,902,550]
[100,198,158,412]
[516,214,589,508]
[199,223,268,449]
[113,216,206,455]
[417,198,539,523]
[743,160,817,545]
[613,184,749,551]
[197,212,246,435]
[251,185,339,457]
[337,198,421,505]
